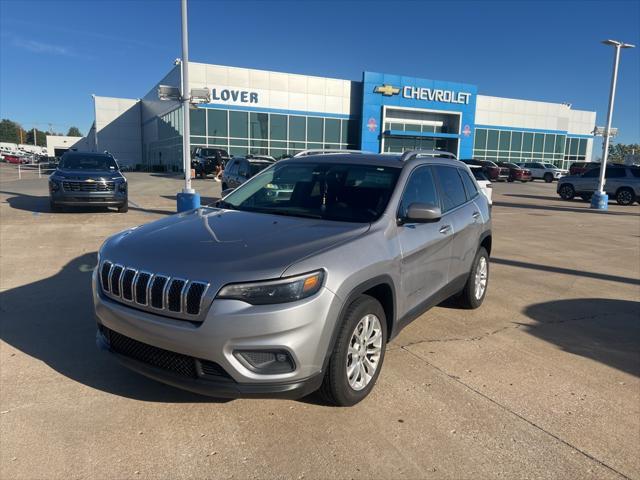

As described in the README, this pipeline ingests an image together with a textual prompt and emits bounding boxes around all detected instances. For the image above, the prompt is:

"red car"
[569,161,600,176]
[461,159,509,182]
[3,154,27,164]
[497,162,532,182]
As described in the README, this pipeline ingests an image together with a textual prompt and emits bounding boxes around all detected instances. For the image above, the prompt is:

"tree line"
[0,119,83,147]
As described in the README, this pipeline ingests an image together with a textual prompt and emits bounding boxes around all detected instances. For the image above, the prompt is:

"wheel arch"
[322,275,397,371]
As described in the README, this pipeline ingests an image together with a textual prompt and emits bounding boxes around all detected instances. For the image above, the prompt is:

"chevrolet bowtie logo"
[374,84,400,96]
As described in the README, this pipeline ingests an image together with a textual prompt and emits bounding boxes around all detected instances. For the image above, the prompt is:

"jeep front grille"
[99,261,209,319]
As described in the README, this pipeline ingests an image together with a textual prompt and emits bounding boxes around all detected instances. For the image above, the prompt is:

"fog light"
[234,350,295,374]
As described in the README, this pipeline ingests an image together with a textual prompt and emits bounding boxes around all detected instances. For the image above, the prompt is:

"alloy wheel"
[475,256,488,300]
[346,314,383,391]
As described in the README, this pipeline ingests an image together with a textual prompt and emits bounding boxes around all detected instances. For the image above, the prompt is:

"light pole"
[591,39,635,210]
[175,0,200,212]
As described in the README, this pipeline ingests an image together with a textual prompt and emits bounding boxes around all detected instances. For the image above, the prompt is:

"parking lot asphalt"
[1,165,639,480]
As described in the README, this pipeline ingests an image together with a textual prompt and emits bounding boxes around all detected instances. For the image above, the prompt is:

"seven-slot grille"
[62,180,115,192]
[100,261,208,318]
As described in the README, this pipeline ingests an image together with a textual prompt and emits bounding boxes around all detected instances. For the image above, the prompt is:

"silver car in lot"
[94,150,492,405]
[557,164,640,205]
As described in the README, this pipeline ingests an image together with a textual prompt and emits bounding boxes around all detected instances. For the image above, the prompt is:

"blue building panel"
[360,71,478,158]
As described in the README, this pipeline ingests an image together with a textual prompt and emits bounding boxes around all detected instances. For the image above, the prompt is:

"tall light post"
[591,39,635,210]
[176,0,200,212]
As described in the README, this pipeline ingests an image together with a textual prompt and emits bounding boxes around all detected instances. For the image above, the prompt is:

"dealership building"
[85,62,596,170]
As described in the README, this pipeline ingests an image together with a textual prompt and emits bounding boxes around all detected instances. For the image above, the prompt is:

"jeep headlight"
[216,270,324,305]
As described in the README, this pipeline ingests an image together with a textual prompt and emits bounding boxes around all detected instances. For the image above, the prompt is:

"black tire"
[544,173,554,183]
[319,295,387,406]
[456,247,490,309]
[580,193,592,202]
[558,184,575,200]
[508,178,514,183]
[616,188,636,206]
[118,202,129,213]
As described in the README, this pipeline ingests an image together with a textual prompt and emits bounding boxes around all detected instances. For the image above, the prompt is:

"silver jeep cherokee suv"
[94,150,492,406]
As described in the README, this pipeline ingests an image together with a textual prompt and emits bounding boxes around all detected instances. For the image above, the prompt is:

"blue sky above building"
[0,0,638,150]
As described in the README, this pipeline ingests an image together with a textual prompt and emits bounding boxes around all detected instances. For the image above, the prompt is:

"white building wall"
[567,109,596,135]
[476,95,576,131]
[94,96,142,166]
[45,135,84,156]
[187,62,360,116]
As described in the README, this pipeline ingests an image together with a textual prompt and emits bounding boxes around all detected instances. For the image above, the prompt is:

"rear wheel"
[559,184,575,200]
[320,295,387,406]
[544,173,554,183]
[616,188,636,206]
[456,247,489,309]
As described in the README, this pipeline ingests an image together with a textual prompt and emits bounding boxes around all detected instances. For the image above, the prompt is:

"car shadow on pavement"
[521,298,640,377]
[1,190,112,214]
[492,200,639,216]
[0,252,225,403]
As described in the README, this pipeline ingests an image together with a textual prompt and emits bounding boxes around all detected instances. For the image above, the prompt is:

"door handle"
[439,225,451,234]
[472,211,481,219]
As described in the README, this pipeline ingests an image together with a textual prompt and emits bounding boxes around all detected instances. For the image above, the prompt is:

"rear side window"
[398,166,439,218]
[460,169,478,200]
[631,169,640,178]
[606,167,626,178]
[435,166,468,212]
[583,168,600,177]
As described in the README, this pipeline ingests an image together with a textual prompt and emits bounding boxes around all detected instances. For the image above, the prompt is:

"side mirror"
[400,203,442,224]
[221,188,235,197]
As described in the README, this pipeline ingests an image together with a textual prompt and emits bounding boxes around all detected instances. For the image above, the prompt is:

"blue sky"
[1,0,638,150]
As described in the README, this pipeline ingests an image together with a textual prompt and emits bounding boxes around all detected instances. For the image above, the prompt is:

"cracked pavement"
[1,168,639,479]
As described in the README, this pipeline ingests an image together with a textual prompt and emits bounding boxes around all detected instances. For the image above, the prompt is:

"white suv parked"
[519,162,567,182]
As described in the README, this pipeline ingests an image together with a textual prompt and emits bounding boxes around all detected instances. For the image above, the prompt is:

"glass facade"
[472,127,587,169]
[190,108,359,159]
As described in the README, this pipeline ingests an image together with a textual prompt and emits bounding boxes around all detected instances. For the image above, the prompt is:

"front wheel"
[559,184,575,200]
[457,247,489,309]
[544,173,554,183]
[118,202,129,213]
[616,188,636,206]
[320,295,387,406]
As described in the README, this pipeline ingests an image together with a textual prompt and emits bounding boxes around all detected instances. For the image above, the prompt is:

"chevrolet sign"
[402,86,471,105]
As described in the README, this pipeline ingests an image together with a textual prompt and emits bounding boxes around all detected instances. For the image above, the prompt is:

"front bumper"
[50,191,126,206]
[92,270,342,398]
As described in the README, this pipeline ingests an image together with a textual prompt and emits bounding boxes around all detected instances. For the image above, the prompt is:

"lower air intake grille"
[101,327,231,380]
[105,327,197,378]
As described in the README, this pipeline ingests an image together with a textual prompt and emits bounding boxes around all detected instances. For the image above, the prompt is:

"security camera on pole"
[591,39,635,210]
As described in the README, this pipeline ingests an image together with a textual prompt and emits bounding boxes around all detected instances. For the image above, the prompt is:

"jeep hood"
[101,207,369,288]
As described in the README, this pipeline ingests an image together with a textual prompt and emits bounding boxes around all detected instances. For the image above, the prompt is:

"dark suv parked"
[222,155,275,190]
[49,152,128,212]
[191,147,230,178]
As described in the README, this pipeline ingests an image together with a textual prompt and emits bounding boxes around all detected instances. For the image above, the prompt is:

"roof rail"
[293,149,373,158]
[399,149,458,162]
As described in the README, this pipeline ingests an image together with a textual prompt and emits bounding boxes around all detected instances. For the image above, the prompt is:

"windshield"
[200,148,228,158]
[59,155,118,171]
[249,161,272,176]
[220,161,401,223]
